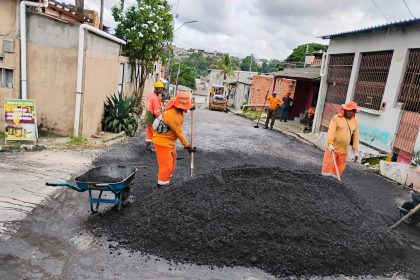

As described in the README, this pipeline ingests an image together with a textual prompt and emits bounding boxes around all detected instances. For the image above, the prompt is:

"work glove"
[328,144,335,153]
[185,146,197,153]
[190,105,196,111]
[353,150,359,162]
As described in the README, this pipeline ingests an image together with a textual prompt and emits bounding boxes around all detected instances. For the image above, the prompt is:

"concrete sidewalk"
[0,150,97,241]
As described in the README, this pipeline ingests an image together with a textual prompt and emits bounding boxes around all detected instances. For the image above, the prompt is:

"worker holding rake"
[322,101,360,180]
[152,91,196,189]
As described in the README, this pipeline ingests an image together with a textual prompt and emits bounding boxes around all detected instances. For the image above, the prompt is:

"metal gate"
[394,49,420,157]
[354,51,393,110]
[320,53,355,131]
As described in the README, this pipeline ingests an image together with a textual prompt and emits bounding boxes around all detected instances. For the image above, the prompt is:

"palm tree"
[220,53,234,81]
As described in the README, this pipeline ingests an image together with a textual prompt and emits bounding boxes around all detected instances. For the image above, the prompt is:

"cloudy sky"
[62,0,420,59]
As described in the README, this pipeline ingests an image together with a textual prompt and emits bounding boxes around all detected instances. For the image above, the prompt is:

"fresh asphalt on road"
[0,108,419,279]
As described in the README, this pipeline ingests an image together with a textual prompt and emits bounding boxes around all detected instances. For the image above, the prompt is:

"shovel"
[254,89,270,128]
[331,151,341,181]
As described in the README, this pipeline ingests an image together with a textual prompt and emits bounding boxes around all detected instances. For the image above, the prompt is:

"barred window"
[398,49,420,113]
[325,53,354,105]
[354,51,393,110]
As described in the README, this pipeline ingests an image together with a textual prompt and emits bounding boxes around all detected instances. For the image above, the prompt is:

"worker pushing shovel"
[321,102,360,181]
[152,91,196,190]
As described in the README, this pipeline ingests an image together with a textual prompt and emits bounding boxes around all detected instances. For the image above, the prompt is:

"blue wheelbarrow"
[46,165,136,213]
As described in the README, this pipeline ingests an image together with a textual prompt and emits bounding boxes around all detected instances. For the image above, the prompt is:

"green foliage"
[210,53,237,81]
[112,0,173,108]
[240,55,259,72]
[0,131,5,140]
[261,59,282,73]
[66,136,87,146]
[239,107,261,120]
[170,61,197,90]
[287,43,328,62]
[102,93,139,137]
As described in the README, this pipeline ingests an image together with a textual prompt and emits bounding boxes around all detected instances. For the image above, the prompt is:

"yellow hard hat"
[154,81,164,88]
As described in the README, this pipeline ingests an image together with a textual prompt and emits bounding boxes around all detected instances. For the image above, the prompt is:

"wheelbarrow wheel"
[122,186,131,201]
[400,201,420,226]
[90,191,103,213]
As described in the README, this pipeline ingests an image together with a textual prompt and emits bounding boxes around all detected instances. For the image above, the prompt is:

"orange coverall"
[145,92,162,142]
[152,107,189,185]
[322,114,359,178]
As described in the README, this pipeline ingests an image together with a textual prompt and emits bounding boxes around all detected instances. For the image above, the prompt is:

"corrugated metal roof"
[320,18,420,39]
[269,67,321,80]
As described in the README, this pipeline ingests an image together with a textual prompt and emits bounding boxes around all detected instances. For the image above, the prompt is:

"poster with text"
[4,99,37,141]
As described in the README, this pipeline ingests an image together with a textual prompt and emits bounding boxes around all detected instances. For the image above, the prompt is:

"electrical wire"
[401,0,416,18]
[370,0,390,22]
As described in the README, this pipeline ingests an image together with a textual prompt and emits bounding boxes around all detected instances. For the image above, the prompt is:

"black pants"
[264,109,277,128]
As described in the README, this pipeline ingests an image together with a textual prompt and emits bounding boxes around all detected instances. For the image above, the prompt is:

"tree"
[112,0,173,110]
[286,43,328,62]
[262,59,282,73]
[211,53,235,81]
[240,55,259,72]
[169,61,197,90]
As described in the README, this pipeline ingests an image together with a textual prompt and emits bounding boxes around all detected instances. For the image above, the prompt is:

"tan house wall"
[0,0,20,130]
[0,0,18,36]
[27,13,79,136]
[81,33,121,137]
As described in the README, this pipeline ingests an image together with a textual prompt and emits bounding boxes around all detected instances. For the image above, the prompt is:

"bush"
[102,93,139,137]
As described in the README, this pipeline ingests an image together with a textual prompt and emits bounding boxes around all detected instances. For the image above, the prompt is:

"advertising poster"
[4,99,37,142]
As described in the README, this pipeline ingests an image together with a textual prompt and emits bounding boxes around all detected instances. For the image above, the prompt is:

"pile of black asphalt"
[88,166,410,278]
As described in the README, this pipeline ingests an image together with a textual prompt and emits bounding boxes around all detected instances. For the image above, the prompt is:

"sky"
[61,0,420,59]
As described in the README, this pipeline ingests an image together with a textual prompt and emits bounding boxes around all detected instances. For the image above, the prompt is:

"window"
[118,63,125,96]
[0,68,13,88]
[354,51,393,110]
[325,53,355,104]
[398,48,420,113]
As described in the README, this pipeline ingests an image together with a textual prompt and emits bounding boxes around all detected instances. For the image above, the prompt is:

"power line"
[401,0,416,18]
[370,0,389,22]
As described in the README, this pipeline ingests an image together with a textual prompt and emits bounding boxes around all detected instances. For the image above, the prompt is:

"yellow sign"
[4,99,37,142]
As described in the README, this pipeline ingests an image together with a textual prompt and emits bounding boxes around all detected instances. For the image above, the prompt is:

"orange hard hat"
[342,101,360,112]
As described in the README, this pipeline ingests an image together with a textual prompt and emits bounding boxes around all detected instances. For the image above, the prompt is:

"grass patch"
[239,109,263,120]
[63,136,89,149]
[0,131,5,140]
[361,156,387,165]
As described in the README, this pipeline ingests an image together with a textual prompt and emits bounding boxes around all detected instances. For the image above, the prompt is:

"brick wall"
[274,78,297,98]
[248,75,274,107]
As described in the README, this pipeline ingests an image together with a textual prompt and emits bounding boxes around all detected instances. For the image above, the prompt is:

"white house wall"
[326,25,420,153]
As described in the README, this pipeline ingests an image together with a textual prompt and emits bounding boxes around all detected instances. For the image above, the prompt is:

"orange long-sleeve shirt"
[266,96,283,110]
[153,107,189,148]
[326,114,359,154]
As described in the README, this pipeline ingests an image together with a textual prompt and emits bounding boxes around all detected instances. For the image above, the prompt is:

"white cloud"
[61,0,420,59]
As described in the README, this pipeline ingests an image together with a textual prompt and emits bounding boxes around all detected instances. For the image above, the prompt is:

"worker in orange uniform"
[322,101,360,179]
[152,91,196,188]
[264,92,283,130]
[144,81,165,152]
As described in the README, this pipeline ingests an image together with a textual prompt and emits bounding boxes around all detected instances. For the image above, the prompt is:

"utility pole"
[248,54,253,82]
[303,44,309,68]
[99,0,104,30]
[121,0,125,10]
[174,62,180,97]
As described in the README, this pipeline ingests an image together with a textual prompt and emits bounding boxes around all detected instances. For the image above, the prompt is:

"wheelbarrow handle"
[45,182,83,192]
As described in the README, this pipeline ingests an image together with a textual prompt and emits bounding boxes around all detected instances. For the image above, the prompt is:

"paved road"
[0,150,96,241]
[0,108,418,279]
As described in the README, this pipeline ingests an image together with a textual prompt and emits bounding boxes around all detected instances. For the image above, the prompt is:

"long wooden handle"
[190,98,195,177]
[389,203,420,230]
[331,151,341,181]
